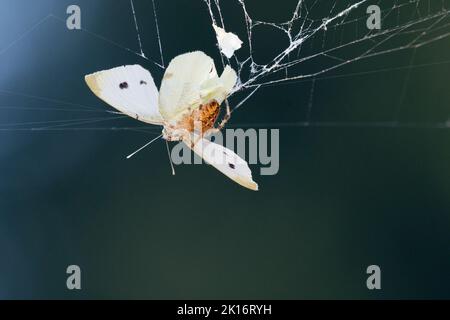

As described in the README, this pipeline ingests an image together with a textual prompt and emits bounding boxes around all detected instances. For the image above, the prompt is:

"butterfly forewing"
[85,65,163,125]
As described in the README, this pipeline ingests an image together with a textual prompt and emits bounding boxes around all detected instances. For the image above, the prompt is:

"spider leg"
[215,101,231,131]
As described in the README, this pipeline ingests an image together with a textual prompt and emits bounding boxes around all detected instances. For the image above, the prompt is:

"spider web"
[1,0,450,134]
[116,0,450,129]
[199,0,450,119]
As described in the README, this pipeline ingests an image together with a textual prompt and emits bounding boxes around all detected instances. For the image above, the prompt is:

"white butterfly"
[85,51,258,191]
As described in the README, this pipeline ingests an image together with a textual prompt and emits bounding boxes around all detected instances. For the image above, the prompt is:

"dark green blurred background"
[0,0,449,299]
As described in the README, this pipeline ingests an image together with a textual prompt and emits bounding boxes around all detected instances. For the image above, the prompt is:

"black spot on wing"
[228,163,235,169]
[119,82,129,89]
[140,80,147,85]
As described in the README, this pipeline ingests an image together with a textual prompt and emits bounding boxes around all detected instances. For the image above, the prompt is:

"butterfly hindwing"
[185,136,258,191]
[85,65,163,125]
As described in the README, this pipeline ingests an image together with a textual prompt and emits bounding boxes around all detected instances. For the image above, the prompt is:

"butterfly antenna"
[126,134,163,159]
[165,140,176,176]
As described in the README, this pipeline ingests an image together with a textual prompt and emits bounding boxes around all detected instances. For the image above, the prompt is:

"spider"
[162,99,231,146]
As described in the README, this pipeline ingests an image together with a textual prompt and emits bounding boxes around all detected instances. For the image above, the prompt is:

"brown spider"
[162,99,231,146]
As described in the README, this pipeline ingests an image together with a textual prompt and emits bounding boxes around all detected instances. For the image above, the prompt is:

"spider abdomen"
[179,100,221,134]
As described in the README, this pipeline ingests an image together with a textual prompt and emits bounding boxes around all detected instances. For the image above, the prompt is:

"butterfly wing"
[200,65,237,105]
[213,25,243,58]
[85,65,163,125]
[159,51,237,123]
[185,136,258,191]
